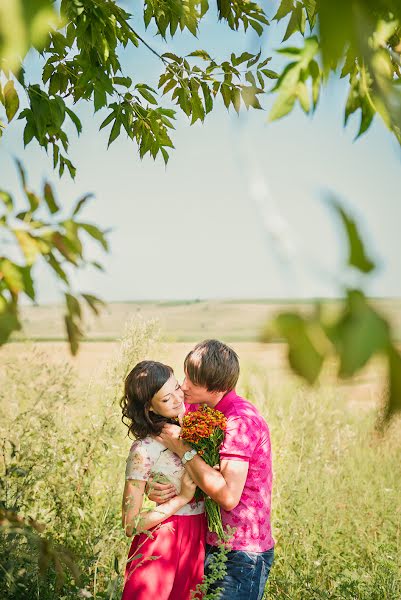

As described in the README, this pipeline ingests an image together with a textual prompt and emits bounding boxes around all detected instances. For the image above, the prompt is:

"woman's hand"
[179,470,196,502]
[156,423,187,457]
[146,477,177,504]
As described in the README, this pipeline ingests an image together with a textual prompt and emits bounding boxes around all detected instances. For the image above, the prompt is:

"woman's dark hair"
[120,360,174,439]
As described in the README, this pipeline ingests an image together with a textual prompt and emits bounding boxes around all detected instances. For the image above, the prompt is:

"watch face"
[184,449,195,461]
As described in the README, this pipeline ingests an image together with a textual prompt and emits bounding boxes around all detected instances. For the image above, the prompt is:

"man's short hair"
[184,339,239,392]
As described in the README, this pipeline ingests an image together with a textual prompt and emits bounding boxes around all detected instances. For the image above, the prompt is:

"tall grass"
[1,321,400,599]
[0,319,159,599]
[241,369,401,599]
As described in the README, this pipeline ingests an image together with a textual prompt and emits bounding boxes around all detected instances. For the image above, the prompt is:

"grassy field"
[1,317,400,599]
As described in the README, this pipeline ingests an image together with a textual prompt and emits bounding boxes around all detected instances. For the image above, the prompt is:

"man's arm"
[158,425,248,511]
[186,455,248,511]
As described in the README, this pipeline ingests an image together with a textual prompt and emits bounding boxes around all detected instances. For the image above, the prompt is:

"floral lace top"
[125,437,204,516]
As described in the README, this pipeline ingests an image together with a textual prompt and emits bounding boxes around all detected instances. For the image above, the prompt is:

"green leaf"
[80,223,109,251]
[274,0,294,21]
[162,79,177,95]
[250,20,263,36]
[61,157,76,180]
[328,195,376,274]
[303,0,317,27]
[46,252,68,284]
[65,292,81,319]
[201,82,213,114]
[53,144,59,169]
[14,230,41,265]
[113,76,132,87]
[108,117,121,147]
[309,60,321,107]
[241,86,262,110]
[162,53,181,63]
[64,313,82,356]
[234,52,254,65]
[94,87,107,112]
[44,182,59,214]
[81,293,105,316]
[15,159,27,188]
[247,50,262,68]
[65,107,82,134]
[297,81,310,112]
[73,193,94,216]
[220,83,231,109]
[275,312,324,384]
[245,72,256,87]
[49,72,61,96]
[0,298,21,345]
[160,147,169,165]
[20,266,35,300]
[136,87,158,105]
[4,80,20,122]
[0,259,24,293]
[283,3,305,42]
[269,93,296,121]
[100,111,115,130]
[23,122,35,146]
[261,69,279,79]
[0,190,13,212]
[326,290,390,378]
[232,87,241,114]
[188,50,211,61]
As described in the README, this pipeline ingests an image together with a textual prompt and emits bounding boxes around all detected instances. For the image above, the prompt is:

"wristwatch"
[182,448,198,465]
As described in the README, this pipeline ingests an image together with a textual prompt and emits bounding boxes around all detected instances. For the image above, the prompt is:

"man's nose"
[181,377,188,391]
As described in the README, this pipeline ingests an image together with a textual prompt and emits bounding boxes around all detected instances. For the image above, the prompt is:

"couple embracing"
[120,339,274,599]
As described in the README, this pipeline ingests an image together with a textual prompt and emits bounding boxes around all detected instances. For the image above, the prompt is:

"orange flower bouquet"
[180,405,227,539]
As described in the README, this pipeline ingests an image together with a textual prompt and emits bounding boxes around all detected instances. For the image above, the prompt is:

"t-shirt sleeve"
[125,440,153,481]
[219,416,258,462]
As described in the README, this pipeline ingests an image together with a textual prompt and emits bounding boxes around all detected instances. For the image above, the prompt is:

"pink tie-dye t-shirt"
[188,390,274,552]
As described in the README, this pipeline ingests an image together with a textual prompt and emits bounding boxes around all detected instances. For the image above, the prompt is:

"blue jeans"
[205,544,274,600]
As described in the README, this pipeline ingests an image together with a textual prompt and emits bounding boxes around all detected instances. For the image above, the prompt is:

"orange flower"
[180,405,227,539]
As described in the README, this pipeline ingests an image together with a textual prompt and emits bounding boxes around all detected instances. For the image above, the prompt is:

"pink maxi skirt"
[121,513,206,600]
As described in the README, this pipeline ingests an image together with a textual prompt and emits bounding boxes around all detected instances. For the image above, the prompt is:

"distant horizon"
[21,295,401,307]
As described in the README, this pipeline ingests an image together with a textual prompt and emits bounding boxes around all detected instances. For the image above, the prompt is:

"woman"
[120,360,206,600]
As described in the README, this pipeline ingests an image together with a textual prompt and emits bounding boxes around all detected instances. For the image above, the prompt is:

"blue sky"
[1,2,400,302]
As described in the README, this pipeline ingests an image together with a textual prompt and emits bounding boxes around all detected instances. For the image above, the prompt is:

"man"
[154,339,274,600]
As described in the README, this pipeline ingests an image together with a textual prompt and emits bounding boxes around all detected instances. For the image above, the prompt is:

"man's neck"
[203,390,227,408]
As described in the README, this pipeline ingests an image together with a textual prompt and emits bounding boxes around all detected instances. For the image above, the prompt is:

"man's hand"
[156,423,190,458]
[146,477,177,504]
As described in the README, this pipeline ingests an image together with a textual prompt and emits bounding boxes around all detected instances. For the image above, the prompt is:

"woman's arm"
[122,472,196,537]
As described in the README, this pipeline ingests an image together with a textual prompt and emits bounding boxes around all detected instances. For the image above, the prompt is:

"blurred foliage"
[262,194,401,422]
[0,162,106,352]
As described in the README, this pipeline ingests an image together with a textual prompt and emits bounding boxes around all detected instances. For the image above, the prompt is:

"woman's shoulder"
[128,436,164,457]
[125,436,164,480]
